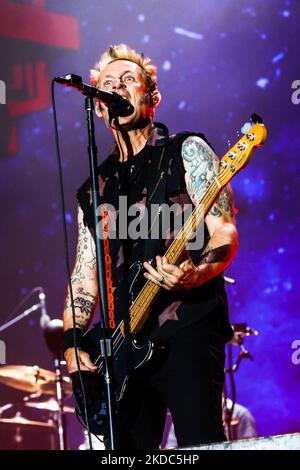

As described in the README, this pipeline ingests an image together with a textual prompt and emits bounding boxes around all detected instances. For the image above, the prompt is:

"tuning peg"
[241,121,252,135]
[250,113,263,124]
[241,114,264,135]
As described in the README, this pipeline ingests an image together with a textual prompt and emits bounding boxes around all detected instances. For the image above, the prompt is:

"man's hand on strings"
[143,255,203,291]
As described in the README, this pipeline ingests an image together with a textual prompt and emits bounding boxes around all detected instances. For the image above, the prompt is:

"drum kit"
[0,364,74,450]
[0,284,259,449]
[0,324,259,449]
[0,288,77,450]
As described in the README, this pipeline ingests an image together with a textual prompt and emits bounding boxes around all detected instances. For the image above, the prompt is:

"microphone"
[38,290,51,329]
[43,319,64,357]
[54,74,134,117]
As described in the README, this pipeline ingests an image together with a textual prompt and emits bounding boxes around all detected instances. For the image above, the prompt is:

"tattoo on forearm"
[63,216,97,330]
[71,264,85,284]
[64,291,96,330]
[71,223,96,284]
[74,314,89,329]
[85,239,97,271]
[76,287,97,300]
[75,222,85,264]
[198,244,232,265]
[64,289,96,311]
[72,297,94,316]
[210,186,234,218]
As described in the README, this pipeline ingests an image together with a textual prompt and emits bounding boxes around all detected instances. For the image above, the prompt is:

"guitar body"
[73,332,167,436]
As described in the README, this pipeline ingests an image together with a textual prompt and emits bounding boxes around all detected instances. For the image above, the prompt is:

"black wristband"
[63,328,84,354]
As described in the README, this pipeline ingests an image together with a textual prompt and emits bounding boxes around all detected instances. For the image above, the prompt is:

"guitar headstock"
[218,118,267,187]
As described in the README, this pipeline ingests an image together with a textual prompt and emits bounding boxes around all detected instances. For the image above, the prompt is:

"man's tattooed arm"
[209,185,234,218]
[181,135,238,279]
[64,291,97,330]
[63,206,98,331]
[181,135,234,218]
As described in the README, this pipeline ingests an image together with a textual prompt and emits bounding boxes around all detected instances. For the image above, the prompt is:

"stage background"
[0,0,299,449]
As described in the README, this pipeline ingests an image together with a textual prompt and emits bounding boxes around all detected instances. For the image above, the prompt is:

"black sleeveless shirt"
[77,125,233,342]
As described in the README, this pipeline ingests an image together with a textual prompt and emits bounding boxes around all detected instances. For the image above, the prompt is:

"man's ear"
[151,89,161,108]
[95,102,103,118]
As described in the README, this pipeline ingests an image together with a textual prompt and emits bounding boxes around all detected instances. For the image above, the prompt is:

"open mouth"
[114,91,131,101]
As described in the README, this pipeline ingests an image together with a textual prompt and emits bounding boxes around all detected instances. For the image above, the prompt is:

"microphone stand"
[0,304,41,332]
[85,96,116,450]
[43,319,68,450]
[224,343,236,441]
[224,335,254,440]
[0,291,68,449]
[53,356,67,450]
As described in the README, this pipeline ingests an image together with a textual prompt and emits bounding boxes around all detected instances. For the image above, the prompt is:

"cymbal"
[0,365,72,396]
[0,415,55,428]
[25,398,74,413]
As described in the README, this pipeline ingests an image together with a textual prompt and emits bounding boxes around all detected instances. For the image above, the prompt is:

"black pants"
[115,313,227,449]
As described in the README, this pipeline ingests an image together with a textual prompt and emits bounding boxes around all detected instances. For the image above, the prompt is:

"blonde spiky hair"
[90,43,158,91]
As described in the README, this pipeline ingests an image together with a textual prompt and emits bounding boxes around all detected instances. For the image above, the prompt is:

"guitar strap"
[142,133,174,264]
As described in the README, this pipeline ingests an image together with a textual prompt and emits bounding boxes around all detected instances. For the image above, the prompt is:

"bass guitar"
[72,117,267,434]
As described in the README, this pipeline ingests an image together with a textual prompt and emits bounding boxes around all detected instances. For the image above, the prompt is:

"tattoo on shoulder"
[181,136,219,202]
